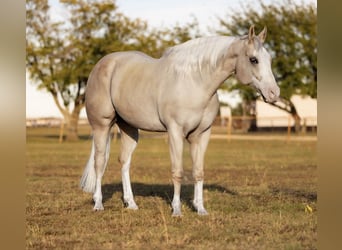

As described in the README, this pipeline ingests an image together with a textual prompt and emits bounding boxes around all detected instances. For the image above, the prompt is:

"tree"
[217,0,317,132]
[26,0,201,141]
[27,0,149,140]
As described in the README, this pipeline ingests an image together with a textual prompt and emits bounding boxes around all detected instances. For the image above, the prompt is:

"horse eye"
[249,57,258,65]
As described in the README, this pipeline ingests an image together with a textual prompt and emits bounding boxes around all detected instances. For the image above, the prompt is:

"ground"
[26,126,317,249]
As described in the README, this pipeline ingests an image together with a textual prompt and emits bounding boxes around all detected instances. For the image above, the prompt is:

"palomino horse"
[81,25,280,216]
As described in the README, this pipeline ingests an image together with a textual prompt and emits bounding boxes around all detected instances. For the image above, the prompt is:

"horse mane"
[162,36,237,77]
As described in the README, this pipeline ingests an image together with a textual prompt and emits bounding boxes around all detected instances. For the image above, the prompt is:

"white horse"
[80,25,280,216]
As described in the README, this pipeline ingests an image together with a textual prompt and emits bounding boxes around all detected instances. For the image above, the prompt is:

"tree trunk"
[292,112,301,133]
[64,112,80,141]
[62,107,82,142]
[51,90,84,142]
[289,101,301,133]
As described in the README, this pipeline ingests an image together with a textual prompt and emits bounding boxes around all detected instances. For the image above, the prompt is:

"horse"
[80,25,280,216]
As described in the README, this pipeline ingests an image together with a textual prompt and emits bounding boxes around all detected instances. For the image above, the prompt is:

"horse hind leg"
[82,59,117,210]
[90,126,113,211]
[117,120,139,210]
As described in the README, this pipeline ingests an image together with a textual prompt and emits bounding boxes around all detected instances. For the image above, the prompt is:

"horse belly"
[116,102,166,132]
[111,75,165,131]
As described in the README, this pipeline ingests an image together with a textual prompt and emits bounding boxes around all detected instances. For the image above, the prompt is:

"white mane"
[162,36,237,76]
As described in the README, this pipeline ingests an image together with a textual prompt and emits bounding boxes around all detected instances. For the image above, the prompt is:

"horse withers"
[80,25,280,216]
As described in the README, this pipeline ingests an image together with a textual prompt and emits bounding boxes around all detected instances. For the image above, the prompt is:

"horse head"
[235,25,280,103]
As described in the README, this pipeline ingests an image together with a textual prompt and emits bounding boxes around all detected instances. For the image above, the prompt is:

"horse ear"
[258,26,267,43]
[248,25,255,43]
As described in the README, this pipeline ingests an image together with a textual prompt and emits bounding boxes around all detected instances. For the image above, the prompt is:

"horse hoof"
[93,203,104,211]
[172,210,182,217]
[126,204,139,210]
[197,209,208,216]
[124,200,138,210]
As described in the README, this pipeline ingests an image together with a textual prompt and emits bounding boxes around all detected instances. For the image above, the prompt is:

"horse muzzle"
[260,85,280,103]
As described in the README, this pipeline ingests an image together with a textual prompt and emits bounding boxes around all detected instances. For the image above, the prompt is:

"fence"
[222,115,317,140]
[27,115,317,143]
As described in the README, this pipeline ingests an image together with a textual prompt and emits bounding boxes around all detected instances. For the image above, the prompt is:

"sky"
[26,0,316,118]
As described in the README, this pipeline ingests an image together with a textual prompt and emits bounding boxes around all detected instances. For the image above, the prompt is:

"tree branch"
[268,97,291,113]
[50,83,69,117]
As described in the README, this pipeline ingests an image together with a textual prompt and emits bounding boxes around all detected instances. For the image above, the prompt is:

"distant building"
[26,117,62,127]
[256,95,317,128]
[26,117,89,127]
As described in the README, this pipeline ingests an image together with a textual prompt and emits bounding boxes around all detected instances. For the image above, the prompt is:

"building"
[256,95,317,129]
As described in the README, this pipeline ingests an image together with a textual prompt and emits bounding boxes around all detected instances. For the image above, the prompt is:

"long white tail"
[80,134,111,193]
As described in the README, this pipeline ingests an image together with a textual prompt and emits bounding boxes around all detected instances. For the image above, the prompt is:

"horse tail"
[80,139,96,193]
[80,133,111,193]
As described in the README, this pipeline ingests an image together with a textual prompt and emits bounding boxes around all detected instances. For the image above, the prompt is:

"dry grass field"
[26,126,317,249]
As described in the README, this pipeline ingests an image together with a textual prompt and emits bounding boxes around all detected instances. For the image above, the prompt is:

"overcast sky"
[26,0,316,118]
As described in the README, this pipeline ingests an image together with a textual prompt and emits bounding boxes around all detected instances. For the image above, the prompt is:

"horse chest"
[158,92,218,135]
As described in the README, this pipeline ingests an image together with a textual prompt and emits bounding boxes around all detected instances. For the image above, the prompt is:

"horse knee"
[119,155,132,171]
[95,151,106,162]
[94,151,108,174]
[193,169,204,182]
[118,156,125,167]
[172,169,183,183]
[95,155,105,167]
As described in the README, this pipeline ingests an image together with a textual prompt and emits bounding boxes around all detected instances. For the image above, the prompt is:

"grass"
[26,126,317,249]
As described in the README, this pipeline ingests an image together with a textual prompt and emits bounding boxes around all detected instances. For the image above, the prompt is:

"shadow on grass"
[84,183,317,213]
[101,182,238,210]
[270,187,317,202]
[43,134,92,141]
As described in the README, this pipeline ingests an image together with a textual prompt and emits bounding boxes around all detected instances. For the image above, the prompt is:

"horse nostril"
[268,88,279,102]
[269,89,275,99]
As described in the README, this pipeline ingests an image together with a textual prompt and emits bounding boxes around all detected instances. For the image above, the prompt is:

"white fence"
[26,118,89,127]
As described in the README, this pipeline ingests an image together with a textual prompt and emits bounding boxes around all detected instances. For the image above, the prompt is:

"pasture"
[26,126,317,249]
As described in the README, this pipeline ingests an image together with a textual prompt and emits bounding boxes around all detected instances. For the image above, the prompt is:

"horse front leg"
[167,125,184,217]
[188,128,211,215]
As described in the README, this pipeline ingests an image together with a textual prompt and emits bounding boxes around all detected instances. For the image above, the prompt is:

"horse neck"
[203,38,243,96]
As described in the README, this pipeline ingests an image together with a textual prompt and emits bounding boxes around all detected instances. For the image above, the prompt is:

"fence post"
[301,118,307,134]
[59,120,64,143]
[287,115,291,141]
[227,116,232,141]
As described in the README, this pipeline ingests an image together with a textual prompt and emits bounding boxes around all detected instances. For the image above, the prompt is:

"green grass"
[26,126,317,249]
